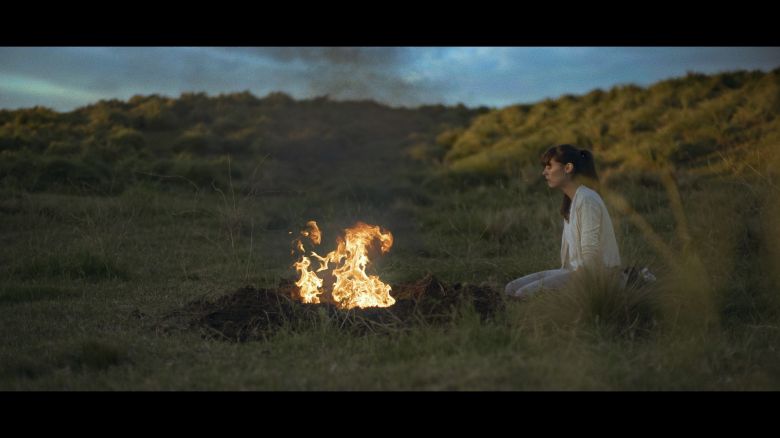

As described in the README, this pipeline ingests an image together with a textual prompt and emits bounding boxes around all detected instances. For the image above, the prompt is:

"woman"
[504,144,622,298]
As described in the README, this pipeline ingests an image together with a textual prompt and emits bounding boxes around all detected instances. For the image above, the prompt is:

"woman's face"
[542,158,571,189]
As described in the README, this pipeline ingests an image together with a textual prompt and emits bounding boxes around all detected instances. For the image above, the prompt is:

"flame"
[294,255,324,304]
[302,220,321,245]
[292,221,395,309]
[293,221,325,304]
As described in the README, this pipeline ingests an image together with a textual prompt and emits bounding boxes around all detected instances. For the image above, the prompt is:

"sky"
[1,47,778,112]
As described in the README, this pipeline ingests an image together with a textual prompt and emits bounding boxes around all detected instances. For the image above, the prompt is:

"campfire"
[157,222,506,343]
[292,220,395,309]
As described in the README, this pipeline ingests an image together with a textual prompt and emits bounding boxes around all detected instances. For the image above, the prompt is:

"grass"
[1,160,779,390]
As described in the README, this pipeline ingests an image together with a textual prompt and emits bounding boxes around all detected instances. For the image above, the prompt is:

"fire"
[292,220,395,309]
[293,221,324,304]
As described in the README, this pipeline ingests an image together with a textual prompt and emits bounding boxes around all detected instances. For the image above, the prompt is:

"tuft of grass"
[0,285,81,306]
[517,266,662,341]
[1,356,50,380]
[10,251,130,282]
[62,340,131,372]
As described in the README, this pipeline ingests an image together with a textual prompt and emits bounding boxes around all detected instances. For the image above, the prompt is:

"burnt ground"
[154,275,506,342]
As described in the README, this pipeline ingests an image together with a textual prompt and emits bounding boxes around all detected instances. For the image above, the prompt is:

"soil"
[155,274,505,342]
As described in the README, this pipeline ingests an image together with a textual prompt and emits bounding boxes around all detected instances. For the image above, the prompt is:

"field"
[2,147,779,390]
[3,70,780,390]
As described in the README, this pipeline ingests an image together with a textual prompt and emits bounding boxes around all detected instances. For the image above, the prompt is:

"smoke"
[221,47,446,107]
[245,47,405,66]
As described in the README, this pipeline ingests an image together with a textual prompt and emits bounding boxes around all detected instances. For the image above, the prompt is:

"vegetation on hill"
[410,68,780,187]
[0,91,489,193]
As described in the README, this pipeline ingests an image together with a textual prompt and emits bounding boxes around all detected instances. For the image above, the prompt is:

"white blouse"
[560,184,622,271]
[562,213,576,270]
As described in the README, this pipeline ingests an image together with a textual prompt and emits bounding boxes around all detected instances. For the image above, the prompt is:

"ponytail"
[576,149,599,192]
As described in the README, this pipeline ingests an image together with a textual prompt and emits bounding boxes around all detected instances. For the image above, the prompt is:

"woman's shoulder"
[575,185,606,209]
[575,185,599,200]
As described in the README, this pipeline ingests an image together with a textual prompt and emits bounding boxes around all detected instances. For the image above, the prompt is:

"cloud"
[1,47,778,112]
[0,47,448,110]
[404,47,780,107]
[0,71,107,109]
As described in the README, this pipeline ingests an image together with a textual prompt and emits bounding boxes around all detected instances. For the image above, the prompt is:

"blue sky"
[1,47,778,112]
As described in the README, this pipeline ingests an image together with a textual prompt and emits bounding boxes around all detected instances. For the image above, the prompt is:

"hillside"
[2,68,778,196]
[418,68,780,186]
[0,92,489,194]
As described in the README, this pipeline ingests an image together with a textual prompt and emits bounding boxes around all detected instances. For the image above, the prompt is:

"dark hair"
[540,144,599,222]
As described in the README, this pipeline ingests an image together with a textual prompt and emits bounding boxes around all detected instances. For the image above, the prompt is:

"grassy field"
[3,70,779,389]
[2,149,780,390]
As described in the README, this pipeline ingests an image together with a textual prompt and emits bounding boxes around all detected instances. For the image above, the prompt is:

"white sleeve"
[560,222,566,268]
[577,198,602,270]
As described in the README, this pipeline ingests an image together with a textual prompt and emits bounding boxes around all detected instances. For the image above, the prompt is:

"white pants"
[504,268,574,298]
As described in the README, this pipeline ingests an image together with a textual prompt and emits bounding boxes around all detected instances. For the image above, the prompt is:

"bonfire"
[292,220,395,309]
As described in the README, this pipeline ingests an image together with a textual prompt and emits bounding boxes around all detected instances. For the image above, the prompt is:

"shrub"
[521,266,662,340]
[108,128,146,152]
[45,140,82,156]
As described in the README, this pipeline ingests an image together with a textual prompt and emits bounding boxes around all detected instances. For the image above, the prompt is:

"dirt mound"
[156,275,505,342]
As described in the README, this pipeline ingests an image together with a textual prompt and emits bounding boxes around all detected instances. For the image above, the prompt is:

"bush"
[45,140,82,156]
[109,128,146,152]
[173,125,219,155]
[670,137,720,164]
[32,157,118,193]
[520,266,662,340]
[0,151,37,187]
[168,156,230,189]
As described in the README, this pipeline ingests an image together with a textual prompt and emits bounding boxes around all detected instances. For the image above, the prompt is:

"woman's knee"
[504,280,521,296]
[515,273,571,298]
[504,270,556,297]
[516,280,545,297]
